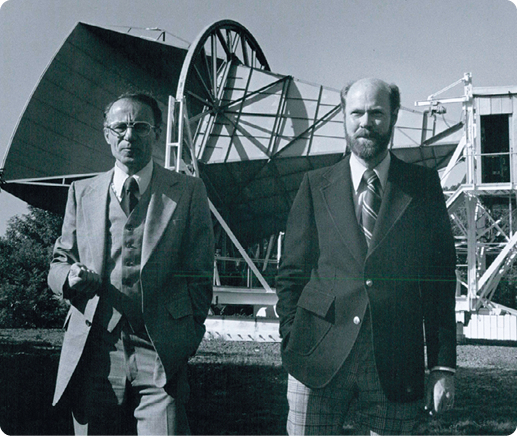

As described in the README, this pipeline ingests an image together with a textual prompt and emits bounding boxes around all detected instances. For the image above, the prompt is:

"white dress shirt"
[112,160,154,202]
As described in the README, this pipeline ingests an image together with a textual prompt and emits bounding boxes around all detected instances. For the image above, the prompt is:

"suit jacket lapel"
[369,155,413,254]
[82,170,112,275]
[321,155,368,266]
[142,165,181,268]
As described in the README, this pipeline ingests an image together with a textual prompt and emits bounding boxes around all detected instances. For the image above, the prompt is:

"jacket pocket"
[165,295,194,319]
[297,288,335,319]
[164,295,197,356]
[286,287,335,356]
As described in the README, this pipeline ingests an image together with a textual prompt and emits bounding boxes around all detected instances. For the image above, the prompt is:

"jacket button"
[85,320,92,327]
[365,279,373,287]
[353,316,360,325]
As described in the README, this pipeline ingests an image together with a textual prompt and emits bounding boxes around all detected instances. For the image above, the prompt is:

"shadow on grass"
[187,364,288,435]
[0,351,73,435]
[0,349,288,436]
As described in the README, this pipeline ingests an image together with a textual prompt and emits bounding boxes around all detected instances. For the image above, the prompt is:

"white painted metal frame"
[419,73,517,315]
[166,20,276,297]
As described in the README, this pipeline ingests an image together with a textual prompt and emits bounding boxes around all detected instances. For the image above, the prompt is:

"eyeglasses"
[105,121,157,138]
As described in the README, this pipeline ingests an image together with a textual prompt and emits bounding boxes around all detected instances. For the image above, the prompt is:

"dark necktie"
[361,169,382,245]
[121,176,139,216]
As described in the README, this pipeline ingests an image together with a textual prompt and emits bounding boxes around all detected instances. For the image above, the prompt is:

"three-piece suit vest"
[95,184,151,334]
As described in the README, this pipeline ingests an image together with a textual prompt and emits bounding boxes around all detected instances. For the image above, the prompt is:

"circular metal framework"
[177,19,270,100]
[175,20,270,146]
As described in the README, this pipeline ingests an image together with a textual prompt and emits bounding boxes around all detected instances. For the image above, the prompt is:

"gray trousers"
[69,321,190,435]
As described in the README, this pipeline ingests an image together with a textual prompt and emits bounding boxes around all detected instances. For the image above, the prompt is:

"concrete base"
[205,317,281,342]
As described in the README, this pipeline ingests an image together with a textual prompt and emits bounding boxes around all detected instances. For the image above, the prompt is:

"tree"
[0,206,68,328]
[493,273,517,310]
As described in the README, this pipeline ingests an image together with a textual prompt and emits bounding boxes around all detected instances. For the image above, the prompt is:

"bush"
[0,207,68,328]
[493,279,517,310]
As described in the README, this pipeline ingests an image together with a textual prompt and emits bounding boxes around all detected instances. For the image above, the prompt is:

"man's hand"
[67,263,101,298]
[424,371,455,416]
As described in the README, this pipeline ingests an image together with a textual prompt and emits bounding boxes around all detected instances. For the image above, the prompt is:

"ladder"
[164,96,274,294]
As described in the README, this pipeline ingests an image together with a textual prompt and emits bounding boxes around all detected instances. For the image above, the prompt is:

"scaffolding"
[417,74,517,338]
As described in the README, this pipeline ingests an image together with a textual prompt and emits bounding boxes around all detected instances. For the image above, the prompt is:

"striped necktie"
[121,176,139,216]
[361,169,382,245]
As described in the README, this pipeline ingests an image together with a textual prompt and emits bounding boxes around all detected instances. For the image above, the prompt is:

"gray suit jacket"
[276,153,456,402]
[48,164,214,405]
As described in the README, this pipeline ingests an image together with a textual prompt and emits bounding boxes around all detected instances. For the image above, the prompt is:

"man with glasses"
[48,92,214,435]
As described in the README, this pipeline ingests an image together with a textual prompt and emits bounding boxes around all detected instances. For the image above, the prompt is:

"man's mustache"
[354,128,381,139]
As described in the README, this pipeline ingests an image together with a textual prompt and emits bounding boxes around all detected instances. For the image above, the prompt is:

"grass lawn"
[0,329,516,435]
[190,340,517,435]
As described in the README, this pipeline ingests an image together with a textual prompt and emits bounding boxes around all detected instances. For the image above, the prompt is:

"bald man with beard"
[276,78,457,435]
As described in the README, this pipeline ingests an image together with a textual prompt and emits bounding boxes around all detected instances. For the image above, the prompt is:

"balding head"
[341,78,400,118]
[340,78,400,168]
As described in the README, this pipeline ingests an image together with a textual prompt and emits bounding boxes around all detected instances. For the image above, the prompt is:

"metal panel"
[197,66,345,165]
[477,97,492,115]
[491,97,502,114]
[501,97,513,114]
[476,96,513,115]
[473,86,517,96]
[463,314,517,341]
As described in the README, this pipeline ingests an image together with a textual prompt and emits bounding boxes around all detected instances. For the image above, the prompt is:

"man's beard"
[346,127,393,161]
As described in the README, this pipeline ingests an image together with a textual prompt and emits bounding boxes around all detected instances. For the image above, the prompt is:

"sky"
[0,0,516,235]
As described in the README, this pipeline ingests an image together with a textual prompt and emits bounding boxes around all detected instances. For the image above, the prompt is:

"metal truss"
[419,73,517,316]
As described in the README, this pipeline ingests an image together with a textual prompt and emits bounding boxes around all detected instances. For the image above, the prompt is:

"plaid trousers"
[286,311,421,435]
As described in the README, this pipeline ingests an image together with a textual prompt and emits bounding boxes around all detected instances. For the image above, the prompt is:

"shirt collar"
[350,152,391,194]
[112,160,154,199]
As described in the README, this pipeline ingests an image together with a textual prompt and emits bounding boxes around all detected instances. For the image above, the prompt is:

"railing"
[214,255,278,289]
